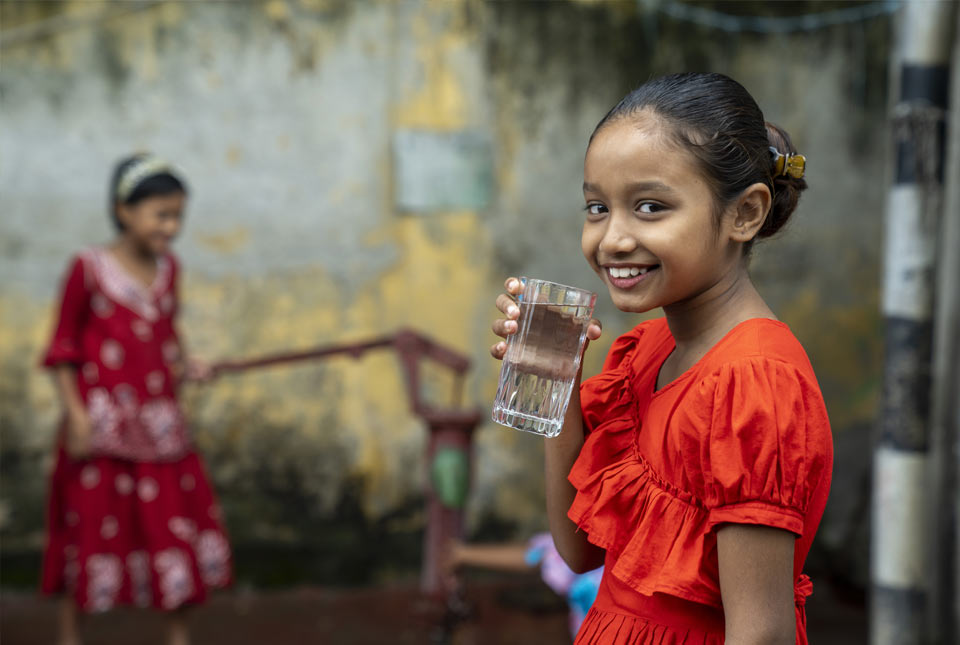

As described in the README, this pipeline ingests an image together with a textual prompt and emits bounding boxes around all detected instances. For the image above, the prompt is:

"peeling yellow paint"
[393,6,477,132]
[298,0,338,11]
[105,5,161,82]
[194,227,252,255]
[265,0,291,23]
[226,145,244,166]
[157,1,185,27]
[327,209,495,511]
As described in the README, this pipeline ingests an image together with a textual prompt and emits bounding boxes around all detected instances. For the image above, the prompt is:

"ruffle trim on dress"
[570,328,723,605]
[569,441,721,605]
[575,607,723,645]
[575,575,812,645]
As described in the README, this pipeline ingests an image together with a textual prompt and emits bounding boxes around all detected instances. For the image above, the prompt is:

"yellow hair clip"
[769,146,806,179]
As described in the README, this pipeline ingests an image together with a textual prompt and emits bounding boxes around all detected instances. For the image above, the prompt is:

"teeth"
[608,266,652,278]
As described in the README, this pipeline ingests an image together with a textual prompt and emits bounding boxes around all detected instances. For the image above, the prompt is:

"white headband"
[116,156,175,201]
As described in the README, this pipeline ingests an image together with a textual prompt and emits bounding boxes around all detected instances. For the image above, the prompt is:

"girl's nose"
[598,212,638,256]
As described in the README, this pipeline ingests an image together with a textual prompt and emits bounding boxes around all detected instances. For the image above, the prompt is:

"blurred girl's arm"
[43,257,92,458]
[52,364,92,458]
[449,542,533,573]
[53,364,85,415]
[717,525,796,645]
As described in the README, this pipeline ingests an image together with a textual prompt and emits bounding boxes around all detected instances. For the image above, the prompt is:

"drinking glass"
[492,278,596,437]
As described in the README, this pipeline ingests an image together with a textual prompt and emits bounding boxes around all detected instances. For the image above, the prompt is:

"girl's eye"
[585,203,608,217]
[637,201,665,215]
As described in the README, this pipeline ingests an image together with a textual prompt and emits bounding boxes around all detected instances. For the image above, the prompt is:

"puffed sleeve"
[702,357,831,536]
[42,256,90,367]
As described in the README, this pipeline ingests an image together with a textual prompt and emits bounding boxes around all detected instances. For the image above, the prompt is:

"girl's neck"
[107,236,161,290]
[110,235,157,266]
[662,264,774,352]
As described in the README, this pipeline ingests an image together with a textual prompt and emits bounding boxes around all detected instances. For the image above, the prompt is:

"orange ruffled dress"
[568,318,833,644]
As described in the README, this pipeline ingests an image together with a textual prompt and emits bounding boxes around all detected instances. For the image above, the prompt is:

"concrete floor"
[0,575,867,645]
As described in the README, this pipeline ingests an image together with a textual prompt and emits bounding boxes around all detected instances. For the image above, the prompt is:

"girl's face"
[117,192,185,257]
[581,114,745,314]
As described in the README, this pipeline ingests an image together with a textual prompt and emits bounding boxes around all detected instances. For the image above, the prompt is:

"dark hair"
[108,154,188,231]
[592,73,807,249]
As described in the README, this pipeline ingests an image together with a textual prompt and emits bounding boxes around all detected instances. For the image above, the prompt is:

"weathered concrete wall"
[1,0,889,585]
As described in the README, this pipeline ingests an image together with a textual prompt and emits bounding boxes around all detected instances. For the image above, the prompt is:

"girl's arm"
[543,375,605,573]
[491,278,605,574]
[52,364,91,458]
[43,257,93,458]
[717,524,796,645]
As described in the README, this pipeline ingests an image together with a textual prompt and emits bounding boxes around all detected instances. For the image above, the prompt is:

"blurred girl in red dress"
[42,154,232,645]
[490,73,833,644]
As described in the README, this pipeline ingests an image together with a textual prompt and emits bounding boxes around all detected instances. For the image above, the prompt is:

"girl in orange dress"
[491,73,833,644]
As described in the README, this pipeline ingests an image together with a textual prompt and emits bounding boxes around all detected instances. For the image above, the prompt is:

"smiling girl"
[41,154,232,645]
[491,73,833,644]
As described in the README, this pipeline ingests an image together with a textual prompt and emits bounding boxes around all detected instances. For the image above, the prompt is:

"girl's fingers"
[495,293,520,318]
[586,319,603,341]
[493,283,520,345]
[490,341,507,360]
[504,277,523,296]
[491,317,518,338]
[492,278,523,347]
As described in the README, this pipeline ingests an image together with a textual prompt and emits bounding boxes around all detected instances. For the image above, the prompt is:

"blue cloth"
[525,532,603,637]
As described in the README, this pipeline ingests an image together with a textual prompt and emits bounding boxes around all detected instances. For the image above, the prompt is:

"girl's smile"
[603,263,659,289]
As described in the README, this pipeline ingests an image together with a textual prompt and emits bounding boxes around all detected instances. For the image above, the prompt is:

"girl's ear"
[116,202,132,229]
[728,182,772,243]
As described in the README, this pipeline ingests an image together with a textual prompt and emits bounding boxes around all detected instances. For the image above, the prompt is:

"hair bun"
[761,122,808,239]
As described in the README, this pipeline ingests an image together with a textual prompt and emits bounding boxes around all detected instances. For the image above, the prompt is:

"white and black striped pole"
[930,7,960,642]
[872,2,955,645]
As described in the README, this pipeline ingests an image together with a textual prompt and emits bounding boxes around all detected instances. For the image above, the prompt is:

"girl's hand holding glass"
[490,277,602,361]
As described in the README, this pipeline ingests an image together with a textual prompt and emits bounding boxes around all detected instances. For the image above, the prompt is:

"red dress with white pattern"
[41,247,232,612]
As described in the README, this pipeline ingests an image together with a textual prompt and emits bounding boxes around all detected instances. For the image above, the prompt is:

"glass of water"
[492,278,597,437]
